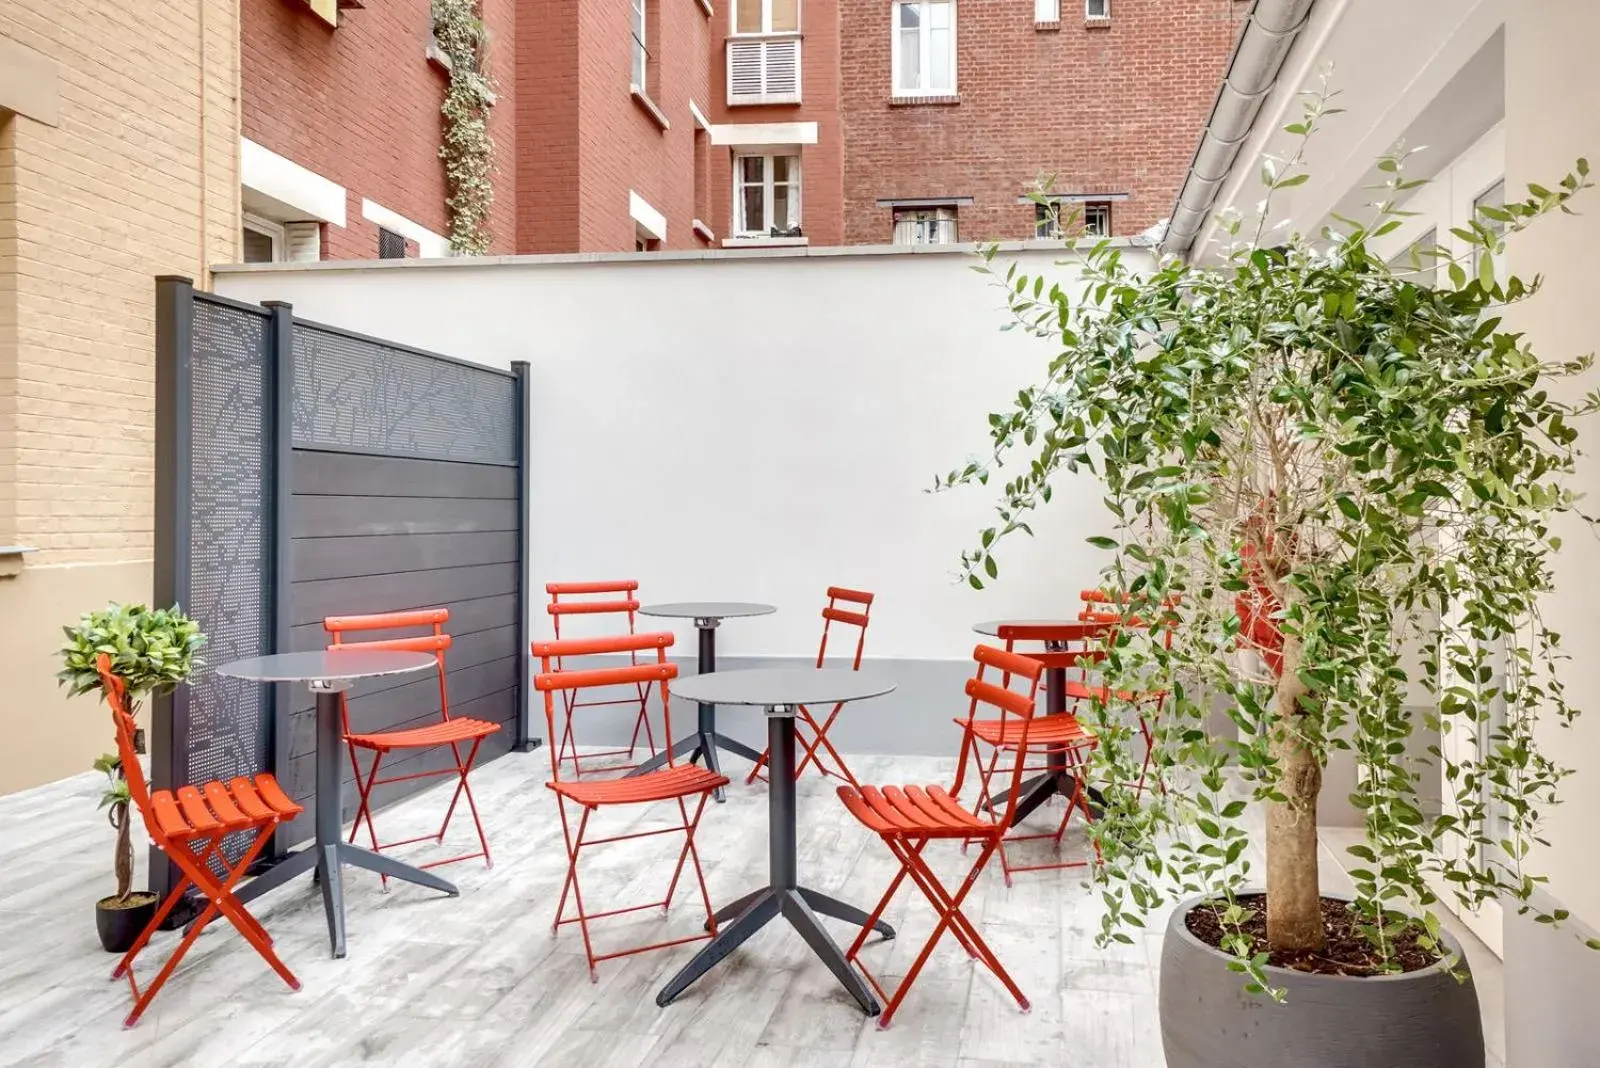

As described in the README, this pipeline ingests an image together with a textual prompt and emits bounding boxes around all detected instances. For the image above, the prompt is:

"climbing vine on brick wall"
[434,0,495,254]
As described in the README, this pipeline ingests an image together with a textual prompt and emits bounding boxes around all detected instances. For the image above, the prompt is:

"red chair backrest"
[952,644,1044,824]
[324,609,452,733]
[994,621,1108,674]
[96,653,161,843]
[531,631,678,781]
[546,580,641,632]
[818,586,873,670]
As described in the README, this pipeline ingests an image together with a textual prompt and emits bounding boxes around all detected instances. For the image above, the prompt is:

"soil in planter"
[1185,894,1442,976]
[98,892,159,911]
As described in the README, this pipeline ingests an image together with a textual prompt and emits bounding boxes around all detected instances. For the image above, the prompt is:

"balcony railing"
[727,35,802,106]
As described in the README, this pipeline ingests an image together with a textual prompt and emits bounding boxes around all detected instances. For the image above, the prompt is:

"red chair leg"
[350,748,388,887]
[433,737,493,870]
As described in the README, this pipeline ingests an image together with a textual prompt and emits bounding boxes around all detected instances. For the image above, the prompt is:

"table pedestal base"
[233,841,458,958]
[657,886,892,1012]
[986,770,1108,826]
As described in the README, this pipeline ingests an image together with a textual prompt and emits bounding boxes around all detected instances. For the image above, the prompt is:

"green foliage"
[434,0,496,254]
[57,602,205,707]
[940,77,1595,989]
[95,754,129,809]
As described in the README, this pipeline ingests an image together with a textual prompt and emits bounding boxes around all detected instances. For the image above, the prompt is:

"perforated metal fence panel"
[153,278,532,883]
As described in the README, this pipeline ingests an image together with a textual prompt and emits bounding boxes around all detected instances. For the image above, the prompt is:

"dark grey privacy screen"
[154,277,533,878]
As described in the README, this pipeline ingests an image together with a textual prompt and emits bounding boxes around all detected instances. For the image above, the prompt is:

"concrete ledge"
[0,36,60,126]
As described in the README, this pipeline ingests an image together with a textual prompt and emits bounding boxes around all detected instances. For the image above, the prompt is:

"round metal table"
[219,650,458,959]
[973,619,1110,825]
[655,667,896,1016]
[629,601,776,800]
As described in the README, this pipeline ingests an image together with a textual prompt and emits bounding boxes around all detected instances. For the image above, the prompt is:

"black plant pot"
[1160,892,1484,1068]
[95,892,159,954]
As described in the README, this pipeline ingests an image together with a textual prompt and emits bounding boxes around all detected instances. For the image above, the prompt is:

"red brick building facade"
[237,0,1238,260]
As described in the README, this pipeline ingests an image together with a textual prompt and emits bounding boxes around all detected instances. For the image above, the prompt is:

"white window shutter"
[727,38,802,105]
[1035,0,1060,21]
[284,222,322,262]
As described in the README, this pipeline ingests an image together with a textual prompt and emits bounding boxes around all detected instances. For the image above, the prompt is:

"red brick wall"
[838,0,1242,245]
[707,0,845,246]
[241,0,517,258]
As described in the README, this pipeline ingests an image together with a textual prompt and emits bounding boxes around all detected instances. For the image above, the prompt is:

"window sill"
[693,219,716,243]
[429,38,498,103]
[630,86,671,131]
[1035,19,1061,31]
[723,235,808,248]
[696,0,714,14]
[889,92,960,107]
[0,545,37,579]
[1085,16,1112,28]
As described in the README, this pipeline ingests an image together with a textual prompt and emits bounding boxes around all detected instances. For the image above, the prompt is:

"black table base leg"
[711,733,763,763]
[658,890,781,1006]
[339,843,459,896]
[797,887,894,940]
[231,847,316,906]
[781,889,880,1015]
[319,844,346,959]
[632,733,700,777]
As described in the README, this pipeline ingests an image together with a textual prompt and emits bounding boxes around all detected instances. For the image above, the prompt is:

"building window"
[693,127,711,234]
[242,215,285,263]
[1034,199,1111,238]
[378,227,407,259]
[631,0,648,89]
[734,153,802,235]
[892,1,955,97]
[1473,179,1505,280]
[893,206,958,245]
[735,0,799,34]
[1386,227,1438,288]
[1086,0,1109,18]
[1035,0,1059,22]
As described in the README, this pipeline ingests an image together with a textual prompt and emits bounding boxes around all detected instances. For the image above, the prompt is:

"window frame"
[732,0,801,36]
[630,0,648,90]
[1085,0,1109,19]
[890,0,957,99]
[892,205,958,246]
[1033,199,1112,239]
[242,213,285,264]
[732,151,802,236]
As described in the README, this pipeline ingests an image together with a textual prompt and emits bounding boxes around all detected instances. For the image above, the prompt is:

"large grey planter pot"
[1160,893,1484,1068]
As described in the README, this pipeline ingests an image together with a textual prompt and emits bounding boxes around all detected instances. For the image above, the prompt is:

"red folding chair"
[546,580,659,777]
[96,654,302,1029]
[837,645,1045,1029]
[1077,589,1176,799]
[533,631,727,981]
[959,623,1105,884]
[747,586,874,788]
[324,608,499,884]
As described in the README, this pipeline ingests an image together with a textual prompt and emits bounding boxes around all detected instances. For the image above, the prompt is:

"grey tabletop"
[641,602,776,620]
[216,650,436,684]
[671,667,895,708]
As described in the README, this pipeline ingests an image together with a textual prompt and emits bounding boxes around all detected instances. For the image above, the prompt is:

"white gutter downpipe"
[1160,0,1317,259]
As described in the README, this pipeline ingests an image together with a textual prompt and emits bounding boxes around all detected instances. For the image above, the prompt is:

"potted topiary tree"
[58,602,205,953]
[939,84,1596,1068]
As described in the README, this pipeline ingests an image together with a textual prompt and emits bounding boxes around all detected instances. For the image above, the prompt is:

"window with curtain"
[735,0,800,33]
[892,206,958,245]
[892,1,955,96]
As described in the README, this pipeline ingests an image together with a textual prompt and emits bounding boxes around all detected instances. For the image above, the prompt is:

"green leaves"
[938,131,1598,980]
[58,602,206,704]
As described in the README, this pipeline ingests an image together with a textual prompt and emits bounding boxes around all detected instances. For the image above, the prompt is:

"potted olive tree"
[58,602,205,953]
[940,85,1595,1068]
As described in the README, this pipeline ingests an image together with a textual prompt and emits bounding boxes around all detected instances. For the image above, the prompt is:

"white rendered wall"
[216,246,1141,664]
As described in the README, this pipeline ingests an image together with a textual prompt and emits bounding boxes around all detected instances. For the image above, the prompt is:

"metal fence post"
[511,360,539,752]
[263,301,295,858]
[151,274,195,897]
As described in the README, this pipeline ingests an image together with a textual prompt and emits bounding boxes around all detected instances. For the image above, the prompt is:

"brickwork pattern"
[241,0,518,258]
[0,0,239,562]
[838,0,1243,245]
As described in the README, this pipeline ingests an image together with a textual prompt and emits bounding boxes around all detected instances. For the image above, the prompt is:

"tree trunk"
[1264,633,1324,952]
[113,801,134,901]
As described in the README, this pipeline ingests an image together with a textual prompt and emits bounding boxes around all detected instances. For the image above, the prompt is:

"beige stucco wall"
[0,2,240,795]
[1506,2,1600,932]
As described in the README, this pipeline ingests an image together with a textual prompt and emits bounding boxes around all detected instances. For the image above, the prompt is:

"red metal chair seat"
[345,717,500,753]
[548,764,727,808]
[325,609,498,882]
[837,645,1043,1030]
[96,655,301,1029]
[959,714,1095,751]
[534,631,727,982]
[147,776,301,842]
